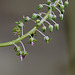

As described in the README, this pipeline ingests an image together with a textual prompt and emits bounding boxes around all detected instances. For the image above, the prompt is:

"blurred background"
[0,0,74,75]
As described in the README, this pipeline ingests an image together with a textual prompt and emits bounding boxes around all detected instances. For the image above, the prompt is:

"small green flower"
[42,25,46,32]
[49,25,53,32]
[37,4,43,10]
[54,23,59,30]
[59,14,63,21]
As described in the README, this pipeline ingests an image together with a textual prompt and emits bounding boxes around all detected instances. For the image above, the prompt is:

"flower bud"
[49,25,53,32]
[44,36,50,43]
[47,0,51,5]
[59,14,63,21]
[29,37,35,42]
[48,14,53,21]
[60,4,64,11]
[31,13,37,19]
[36,19,40,24]
[29,37,36,46]
[19,51,28,61]
[36,19,41,27]
[52,15,57,21]
[23,16,30,22]
[12,25,21,35]
[64,1,69,7]
[54,23,59,30]
[42,25,46,32]
[37,4,43,10]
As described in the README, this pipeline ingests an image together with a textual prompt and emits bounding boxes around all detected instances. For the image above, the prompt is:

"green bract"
[17,51,28,56]
[29,37,36,43]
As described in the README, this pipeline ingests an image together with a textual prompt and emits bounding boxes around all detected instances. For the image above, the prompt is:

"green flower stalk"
[0,0,69,61]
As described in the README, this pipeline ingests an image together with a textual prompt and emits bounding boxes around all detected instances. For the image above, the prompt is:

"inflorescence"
[1,0,69,61]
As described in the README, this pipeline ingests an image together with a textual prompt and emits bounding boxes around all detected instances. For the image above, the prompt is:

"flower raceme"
[0,0,69,61]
